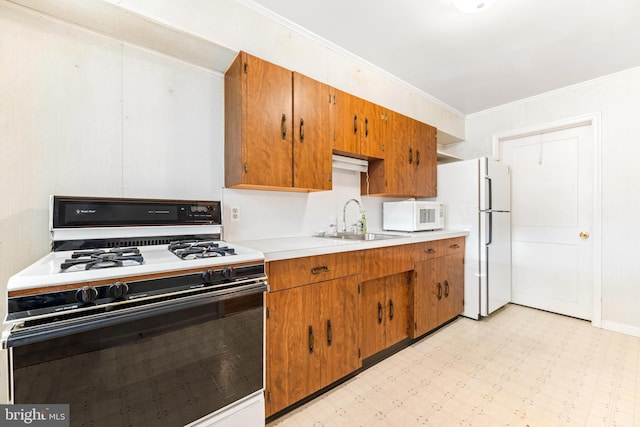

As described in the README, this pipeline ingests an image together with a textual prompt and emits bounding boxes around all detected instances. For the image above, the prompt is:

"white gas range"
[3,196,267,427]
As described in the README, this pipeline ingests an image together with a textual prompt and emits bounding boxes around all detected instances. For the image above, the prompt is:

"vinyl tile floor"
[267,304,640,426]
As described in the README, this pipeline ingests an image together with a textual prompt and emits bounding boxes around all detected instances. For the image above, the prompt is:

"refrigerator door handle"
[485,175,493,210]
[486,211,493,245]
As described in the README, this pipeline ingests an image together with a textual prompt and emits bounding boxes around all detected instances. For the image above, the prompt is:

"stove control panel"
[6,263,266,325]
[52,197,222,227]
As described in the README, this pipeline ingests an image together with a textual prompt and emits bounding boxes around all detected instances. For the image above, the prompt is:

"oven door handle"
[5,281,267,348]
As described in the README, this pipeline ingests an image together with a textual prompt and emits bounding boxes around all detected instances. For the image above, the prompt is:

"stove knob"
[222,267,233,280]
[201,270,213,283]
[109,281,129,299]
[76,286,98,304]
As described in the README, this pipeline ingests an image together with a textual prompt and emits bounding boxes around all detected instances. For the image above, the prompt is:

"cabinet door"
[360,101,386,159]
[413,120,437,197]
[368,111,426,197]
[293,73,332,191]
[441,252,464,323]
[319,276,361,387]
[387,111,413,196]
[413,259,441,337]
[241,52,293,188]
[266,286,320,414]
[360,277,386,359]
[385,273,410,347]
[331,88,361,156]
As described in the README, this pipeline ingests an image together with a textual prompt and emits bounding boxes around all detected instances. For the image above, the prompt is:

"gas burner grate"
[168,240,236,260]
[61,248,144,271]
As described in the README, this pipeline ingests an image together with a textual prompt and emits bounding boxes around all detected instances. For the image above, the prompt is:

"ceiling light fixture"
[453,0,496,13]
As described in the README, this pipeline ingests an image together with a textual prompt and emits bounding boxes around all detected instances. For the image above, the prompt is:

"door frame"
[490,113,602,328]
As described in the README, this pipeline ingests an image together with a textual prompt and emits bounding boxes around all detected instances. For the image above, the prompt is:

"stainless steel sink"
[322,232,404,241]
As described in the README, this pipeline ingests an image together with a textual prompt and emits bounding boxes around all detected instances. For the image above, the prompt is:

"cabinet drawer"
[442,237,465,256]
[361,245,414,282]
[414,237,465,262]
[268,251,362,291]
[413,240,446,262]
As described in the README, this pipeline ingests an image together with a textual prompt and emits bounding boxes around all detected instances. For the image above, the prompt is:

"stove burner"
[168,240,236,260]
[61,248,144,271]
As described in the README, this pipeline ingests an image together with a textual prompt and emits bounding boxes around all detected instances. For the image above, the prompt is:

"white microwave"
[383,201,445,232]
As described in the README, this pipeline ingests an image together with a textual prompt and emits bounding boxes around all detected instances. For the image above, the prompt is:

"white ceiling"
[243,0,640,115]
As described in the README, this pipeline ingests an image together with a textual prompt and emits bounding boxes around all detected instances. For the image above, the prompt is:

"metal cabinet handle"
[426,248,436,254]
[437,283,442,300]
[299,118,304,142]
[311,265,330,275]
[389,299,394,320]
[416,150,420,166]
[327,319,332,346]
[365,117,369,137]
[377,302,383,324]
[444,280,450,298]
[353,114,358,134]
[409,147,413,164]
[309,325,314,353]
[450,243,460,249]
[281,113,287,140]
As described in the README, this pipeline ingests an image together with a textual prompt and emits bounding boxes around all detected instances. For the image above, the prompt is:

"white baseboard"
[600,320,640,338]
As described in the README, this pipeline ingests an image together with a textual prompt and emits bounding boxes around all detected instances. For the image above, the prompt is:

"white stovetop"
[8,242,265,292]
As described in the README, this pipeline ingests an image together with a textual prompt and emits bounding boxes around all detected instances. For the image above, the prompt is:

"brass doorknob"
[579,232,590,239]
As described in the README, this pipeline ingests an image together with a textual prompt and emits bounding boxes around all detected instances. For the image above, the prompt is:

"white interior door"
[501,125,593,320]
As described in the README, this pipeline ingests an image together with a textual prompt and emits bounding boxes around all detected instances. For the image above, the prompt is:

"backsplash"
[222,169,389,241]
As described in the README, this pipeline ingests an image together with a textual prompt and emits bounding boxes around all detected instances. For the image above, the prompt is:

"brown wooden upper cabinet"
[330,88,387,160]
[225,52,331,192]
[293,72,332,191]
[412,119,437,197]
[364,111,437,197]
[225,52,437,197]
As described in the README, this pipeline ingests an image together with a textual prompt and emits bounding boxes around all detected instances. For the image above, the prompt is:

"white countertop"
[232,229,468,262]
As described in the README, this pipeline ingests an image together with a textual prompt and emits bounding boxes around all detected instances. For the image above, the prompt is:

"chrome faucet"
[342,198,366,234]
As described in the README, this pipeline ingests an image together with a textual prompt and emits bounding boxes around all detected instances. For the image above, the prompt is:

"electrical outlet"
[230,205,240,222]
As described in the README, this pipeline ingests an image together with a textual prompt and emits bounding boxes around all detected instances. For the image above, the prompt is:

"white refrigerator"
[437,157,511,320]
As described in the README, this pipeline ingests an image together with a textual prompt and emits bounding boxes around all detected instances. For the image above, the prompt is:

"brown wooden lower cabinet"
[360,273,410,359]
[265,237,465,418]
[413,246,465,337]
[265,275,360,416]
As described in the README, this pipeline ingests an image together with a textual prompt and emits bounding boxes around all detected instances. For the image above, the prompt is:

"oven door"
[5,283,266,427]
